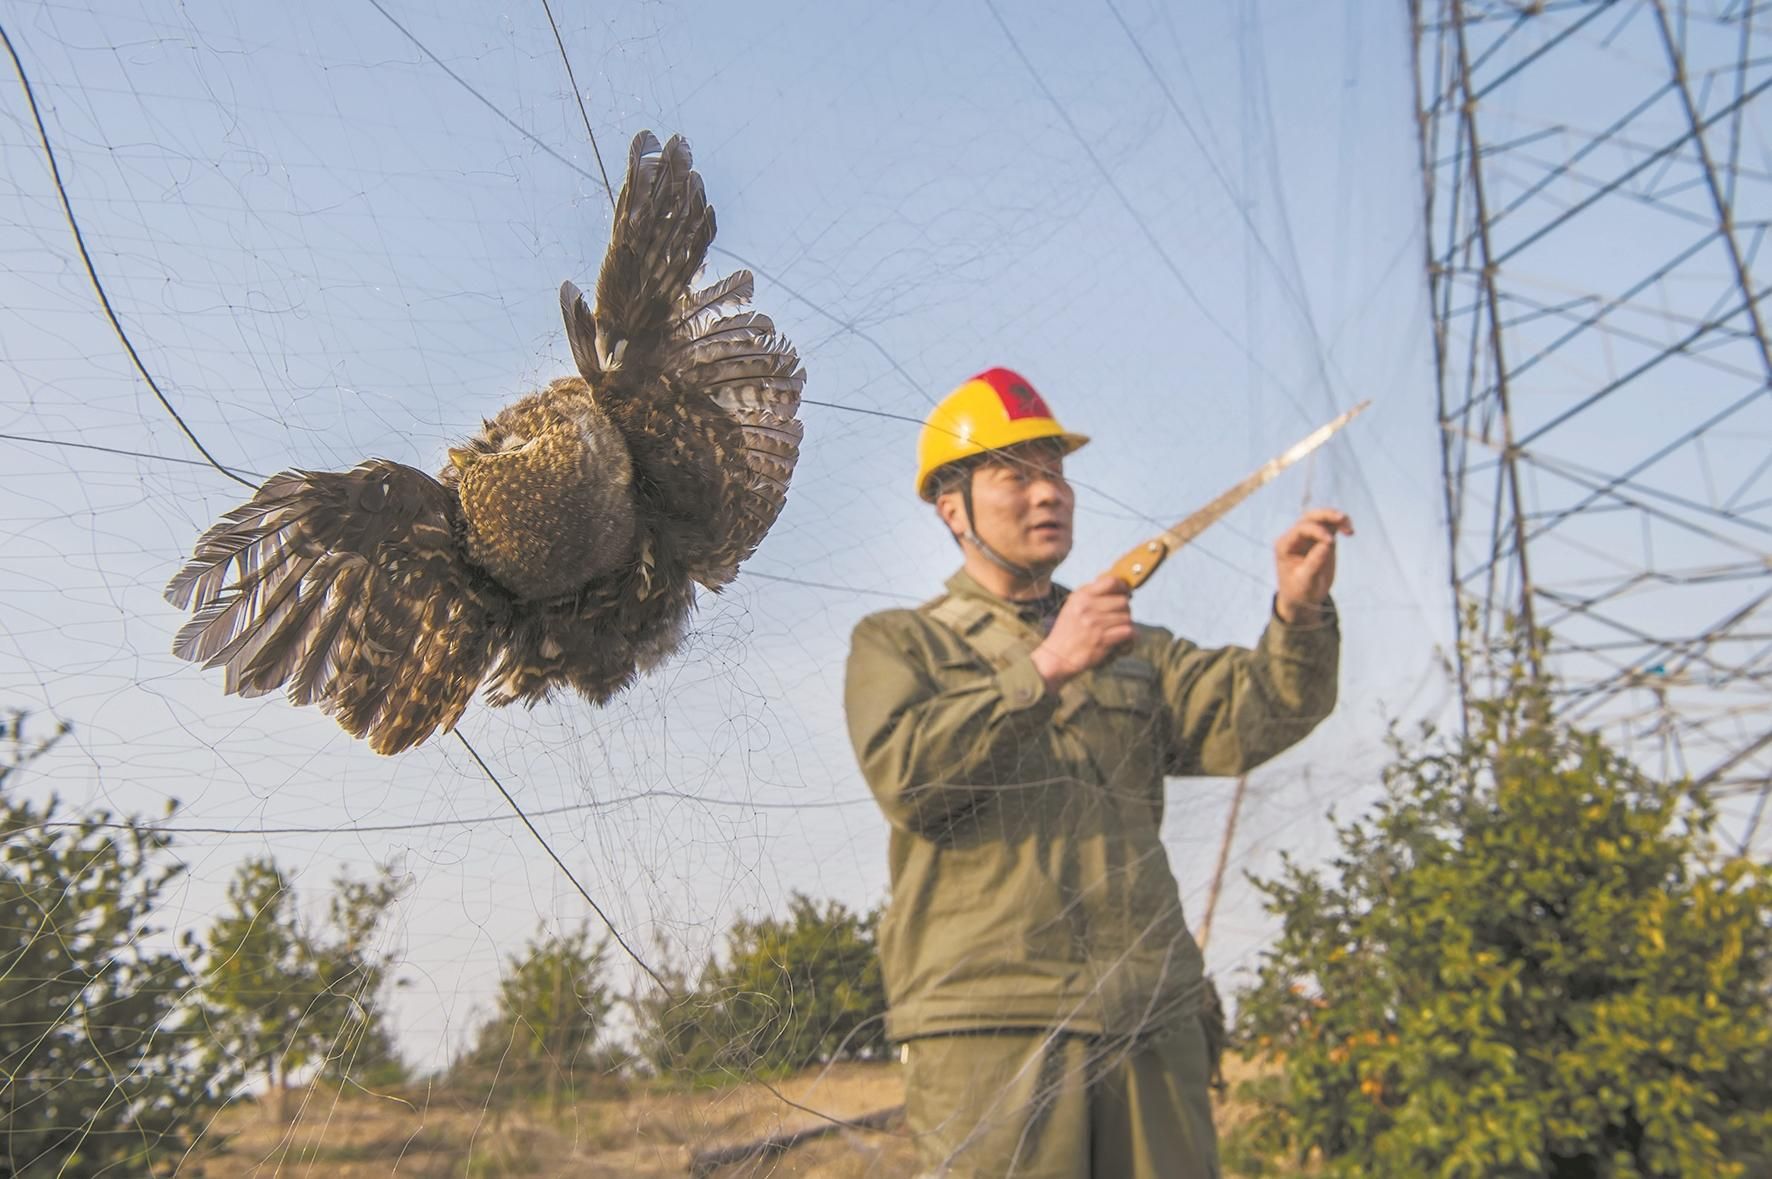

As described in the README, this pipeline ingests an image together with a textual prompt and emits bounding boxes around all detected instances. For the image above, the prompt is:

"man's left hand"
[1274,508,1353,624]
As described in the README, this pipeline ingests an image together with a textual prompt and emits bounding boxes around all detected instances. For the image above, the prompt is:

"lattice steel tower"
[1412,0,1771,846]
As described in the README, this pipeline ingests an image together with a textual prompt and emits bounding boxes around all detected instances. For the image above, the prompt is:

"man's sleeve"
[1157,598,1340,777]
[845,611,1060,836]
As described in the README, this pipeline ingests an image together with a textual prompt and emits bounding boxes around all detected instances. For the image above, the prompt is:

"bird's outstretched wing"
[561,130,805,590]
[165,461,495,754]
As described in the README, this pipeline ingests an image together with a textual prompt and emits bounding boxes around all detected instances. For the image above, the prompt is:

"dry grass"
[192,1057,1266,1178]
[195,1063,911,1178]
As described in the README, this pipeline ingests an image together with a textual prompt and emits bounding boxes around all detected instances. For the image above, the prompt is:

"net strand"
[0,20,257,491]
[537,0,616,209]
[452,729,669,994]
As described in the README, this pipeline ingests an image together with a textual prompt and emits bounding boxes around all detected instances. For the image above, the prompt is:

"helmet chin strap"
[958,471,1039,582]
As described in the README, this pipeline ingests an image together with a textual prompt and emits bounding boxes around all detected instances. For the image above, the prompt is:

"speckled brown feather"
[165,462,497,754]
[165,130,804,754]
[449,378,636,599]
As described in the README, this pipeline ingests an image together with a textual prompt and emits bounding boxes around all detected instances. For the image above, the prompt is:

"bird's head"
[446,446,480,481]
[448,433,533,481]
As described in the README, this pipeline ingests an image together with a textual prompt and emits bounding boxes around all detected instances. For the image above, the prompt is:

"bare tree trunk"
[548,958,566,1116]
[270,1054,295,1123]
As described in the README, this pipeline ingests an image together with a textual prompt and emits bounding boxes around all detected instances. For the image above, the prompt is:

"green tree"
[636,893,887,1081]
[628,952,710,1078]
[200,856,407,1102]
[309,863,409,1086]
[1229,661,1772,1178]
[0,711,231,1176]
[199,857,309,1094]
[457,923,614,1107]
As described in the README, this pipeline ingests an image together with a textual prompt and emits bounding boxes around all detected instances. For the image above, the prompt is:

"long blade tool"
[1104,401,1371,590]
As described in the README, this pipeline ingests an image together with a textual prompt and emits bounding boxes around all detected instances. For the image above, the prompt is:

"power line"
[363,0,933,406]
[1099,0,1322,338]
[800,398,925,428]
[537,0,615,209]
[35,787,876,838]
[0,432,265,478]
[741,569,916,602]
[452,729,668,993]
[981,0,1315,425]
[980,1,1424,616]
[992,0,1431,626]
[0,19,257,492]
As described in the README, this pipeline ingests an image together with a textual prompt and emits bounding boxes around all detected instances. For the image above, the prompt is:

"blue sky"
[1,0,1456,1071]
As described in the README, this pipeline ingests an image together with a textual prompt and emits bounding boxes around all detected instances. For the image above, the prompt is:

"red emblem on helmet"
[976,367,1052,422]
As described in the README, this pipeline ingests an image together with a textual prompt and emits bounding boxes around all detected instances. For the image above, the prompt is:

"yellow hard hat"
[915,368,1089,501]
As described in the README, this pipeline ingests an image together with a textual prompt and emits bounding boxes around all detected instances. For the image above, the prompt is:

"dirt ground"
[192,1057,1264,1177]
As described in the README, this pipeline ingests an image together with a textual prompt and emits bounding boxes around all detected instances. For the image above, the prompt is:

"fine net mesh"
[3,0,1493,1174]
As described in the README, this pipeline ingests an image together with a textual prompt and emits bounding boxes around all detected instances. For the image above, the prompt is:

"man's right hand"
[1030,574,1135,691]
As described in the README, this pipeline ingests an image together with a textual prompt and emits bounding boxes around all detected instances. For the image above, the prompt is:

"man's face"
[939,443,1075,571]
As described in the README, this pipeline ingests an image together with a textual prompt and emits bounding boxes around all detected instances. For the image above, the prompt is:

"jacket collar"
[943,568,1071,636]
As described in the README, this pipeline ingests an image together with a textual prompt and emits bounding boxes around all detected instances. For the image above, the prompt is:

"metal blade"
[1106,401,1370,589]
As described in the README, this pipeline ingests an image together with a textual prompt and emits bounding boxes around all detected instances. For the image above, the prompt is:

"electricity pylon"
[1412,0,1771,847]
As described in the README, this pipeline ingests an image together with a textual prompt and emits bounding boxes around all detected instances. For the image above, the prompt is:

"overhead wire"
[355,0,1295,590]
[0,432,266,478]
[988,0,1433,624]
[34,786,876,838]
[982,0,1317,426]
[0,18,257,491]
[362,0,934,408]
[1099,0,1330,343]
[453,729,667,992]
[1153,1,1438,630]
[537,0,615,208]
[7,3,1434,1116]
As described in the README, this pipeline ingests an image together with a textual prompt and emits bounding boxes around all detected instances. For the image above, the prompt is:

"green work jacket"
[844,569,1339,1042]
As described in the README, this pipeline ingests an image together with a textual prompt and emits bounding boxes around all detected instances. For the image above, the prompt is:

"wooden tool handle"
[1106,539,1170,590]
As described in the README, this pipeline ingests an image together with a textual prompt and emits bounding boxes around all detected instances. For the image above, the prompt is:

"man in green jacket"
[844,368,1348,1178]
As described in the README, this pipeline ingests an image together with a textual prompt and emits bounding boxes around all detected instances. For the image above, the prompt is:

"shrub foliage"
[1230,666,1772,1177]
[0,713,229,1176]
[635,892,886,1080]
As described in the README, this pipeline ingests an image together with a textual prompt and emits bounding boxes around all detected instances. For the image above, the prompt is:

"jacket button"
[1015,688,1033,703]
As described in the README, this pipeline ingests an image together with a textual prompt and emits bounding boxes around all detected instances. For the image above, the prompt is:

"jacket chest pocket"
[931,650,1061,839]
[1071,661,1166,800]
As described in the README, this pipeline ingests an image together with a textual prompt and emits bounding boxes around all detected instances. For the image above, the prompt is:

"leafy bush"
[0,712,230,1176]
[1229,666,1772,1177]
[454,923,616,1105]
[635,892,886,1082]
[200,856,408,1097]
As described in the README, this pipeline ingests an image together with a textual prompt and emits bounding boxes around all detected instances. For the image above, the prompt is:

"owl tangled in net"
[165,132,805,754]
